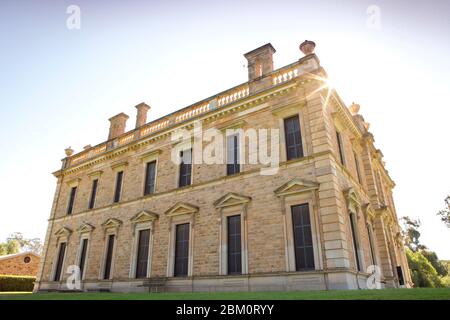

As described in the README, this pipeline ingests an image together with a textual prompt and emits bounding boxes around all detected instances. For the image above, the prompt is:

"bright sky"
[0,0,449,259]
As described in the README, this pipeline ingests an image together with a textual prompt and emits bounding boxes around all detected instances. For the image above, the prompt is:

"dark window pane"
[336,131,345,165]
[291,204,315,271]
[227,215,242,275]
[396,266,405,285]
[367,225,377,265]
[79,239,88,279]
[179,150,192,187]
[174,223,190,277]
[284,116,303,160]
[114,171,123,203]
[349,213,362,271]
[67,187,77,215]
[144,161,156,195]
[135,229,150,278]
[354,152,362,184]
[89,179,98,209]
[103,235,115,279]
[227,135,240,175]
[53,242,66,281]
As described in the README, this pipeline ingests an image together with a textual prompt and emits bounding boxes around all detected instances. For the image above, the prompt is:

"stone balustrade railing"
[66,55,319,168]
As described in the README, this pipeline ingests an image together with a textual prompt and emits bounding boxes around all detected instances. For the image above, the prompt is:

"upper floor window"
[336,131,345,165]
[144,161,156,195]
[88,179,98,209]
[67,187,77,215]
[226,135,240,176]
[353,152,362,184]
[179,149,192,188]
[113,171,124,203]
[284,115,303,160]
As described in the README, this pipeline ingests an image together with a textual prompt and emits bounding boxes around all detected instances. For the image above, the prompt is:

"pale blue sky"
[0,0,449,258]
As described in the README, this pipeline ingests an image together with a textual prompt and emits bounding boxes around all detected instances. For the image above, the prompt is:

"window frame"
[67,186,77,215]
[283,115,304,161]
[76,236,90,281]
[113,171,124,203]
[88,178,99,210]
[52,242,67,282]
[283,196,322,272]
[178,148,193,188]
[226,133,241,176]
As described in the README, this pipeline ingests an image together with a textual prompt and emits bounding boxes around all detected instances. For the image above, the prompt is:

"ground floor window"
[291,204,315,271]
[227,215,242,275]
[174,223,190,277]
[53,242,66,281]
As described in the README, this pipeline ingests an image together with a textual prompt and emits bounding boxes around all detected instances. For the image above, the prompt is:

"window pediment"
[274,178,319,197]
[165,202,199,217]
[344,187,360,213]
[214,192,251,209]
[101,218,123,230]
[130,210,159,223]
[77,222,95,233]
[54,227,73,237]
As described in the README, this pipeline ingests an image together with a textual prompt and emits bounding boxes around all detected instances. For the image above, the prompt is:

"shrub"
[0,275,35,292]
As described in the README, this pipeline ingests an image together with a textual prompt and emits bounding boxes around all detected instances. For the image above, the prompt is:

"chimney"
[244,43,276,81]
[108,113,129,140]
[135,102,150,128]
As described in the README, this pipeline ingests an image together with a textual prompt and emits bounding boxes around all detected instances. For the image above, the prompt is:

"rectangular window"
[284,115,303,160]
[226,135,240,176]
[354,152,362,184]
[367,225,377,266]
[396,266,405,285]
[336,131,345,165]
[349,213,362,271]
[178,149,192,187]
[227,215,242,275]
[135,229,150,278]
[53,242,66,281]
[88,179,98,209]
[78,238,88,279]
[67,187,77,215]
[174,223,190,277]
[291,204,315,271]
[103,234,115,280]
[144,161,156,195]
[113,171,123,203]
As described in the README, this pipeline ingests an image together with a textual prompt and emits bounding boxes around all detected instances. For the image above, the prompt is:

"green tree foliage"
[421,251,448,277]
[0,240,20,255]
[401,216,449,288]
[406,249,444,288]
[0,232,42,256]
[437,196,450,228]
[6,232,42,254]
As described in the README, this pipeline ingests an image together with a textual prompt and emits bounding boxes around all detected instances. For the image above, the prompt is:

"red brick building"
[0,252,40,276]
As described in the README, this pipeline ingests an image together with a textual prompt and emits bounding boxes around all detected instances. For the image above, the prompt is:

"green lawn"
[1,288,450,300]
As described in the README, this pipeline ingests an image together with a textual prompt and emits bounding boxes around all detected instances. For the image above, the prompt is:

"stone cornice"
[56,78,303,177]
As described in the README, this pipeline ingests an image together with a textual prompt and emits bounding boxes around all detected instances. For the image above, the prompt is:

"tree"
[401,216,426,252]
[0,240,20,255]
[406,249,444,288]
[421,250,448,277]
[437,196,450,228]
[0,233,43,256]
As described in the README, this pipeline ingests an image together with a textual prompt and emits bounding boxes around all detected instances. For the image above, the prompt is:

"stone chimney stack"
[108,113,129,140]
[244,43,276,81]
[135,102,150,128]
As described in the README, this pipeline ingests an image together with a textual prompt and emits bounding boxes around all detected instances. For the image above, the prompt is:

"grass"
[0,288,450,300]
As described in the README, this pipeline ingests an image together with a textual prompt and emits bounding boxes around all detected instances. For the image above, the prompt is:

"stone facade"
[0,252,40,276]
[35,42,412,293]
